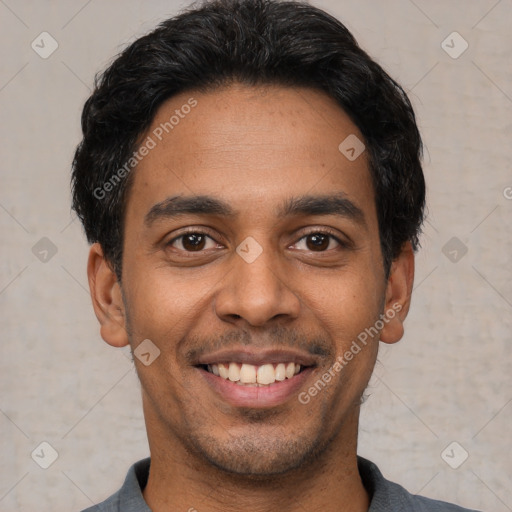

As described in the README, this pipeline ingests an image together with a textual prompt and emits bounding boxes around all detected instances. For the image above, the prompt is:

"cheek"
[122,265,210,342]
[299,265,385,345]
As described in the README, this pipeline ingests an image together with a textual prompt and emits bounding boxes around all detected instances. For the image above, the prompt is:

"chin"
[185,430,327,478]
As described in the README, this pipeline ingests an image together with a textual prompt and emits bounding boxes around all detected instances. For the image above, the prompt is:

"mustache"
[183,324,333,364]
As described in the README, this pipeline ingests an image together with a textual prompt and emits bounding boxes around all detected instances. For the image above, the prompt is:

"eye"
[293,231,343,252]
[168,232,220,252]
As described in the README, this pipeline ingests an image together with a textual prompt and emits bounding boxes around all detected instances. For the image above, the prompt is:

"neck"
[142,410,369,512]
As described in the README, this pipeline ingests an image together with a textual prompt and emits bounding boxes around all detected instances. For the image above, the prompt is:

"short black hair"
[71,0,425,279]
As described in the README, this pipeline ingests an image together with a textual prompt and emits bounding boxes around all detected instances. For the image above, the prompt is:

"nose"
[214,242,301,327]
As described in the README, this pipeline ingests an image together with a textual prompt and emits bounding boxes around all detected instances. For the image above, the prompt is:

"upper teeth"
[207,362,301,386]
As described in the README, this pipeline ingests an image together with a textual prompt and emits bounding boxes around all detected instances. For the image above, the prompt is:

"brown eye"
[181,233,206,251]
[293,232,341,252]
[168,232,217,252]
[305,233,331,251]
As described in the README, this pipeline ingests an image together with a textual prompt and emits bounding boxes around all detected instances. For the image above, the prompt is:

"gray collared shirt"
[80,456,481,511]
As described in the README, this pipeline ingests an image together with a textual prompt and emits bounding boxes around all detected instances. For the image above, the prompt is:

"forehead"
[126,83,375,225]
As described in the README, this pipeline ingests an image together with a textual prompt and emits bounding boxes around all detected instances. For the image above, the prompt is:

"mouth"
[194,349,317,408]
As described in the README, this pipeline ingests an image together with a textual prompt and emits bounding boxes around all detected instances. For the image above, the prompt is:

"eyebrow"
[144,193,367,228]
[280,194,366,227]
[145,195,236,226]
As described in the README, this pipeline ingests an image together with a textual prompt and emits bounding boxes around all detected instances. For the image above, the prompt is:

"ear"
[87,243,129,347]
[380,242,415,345]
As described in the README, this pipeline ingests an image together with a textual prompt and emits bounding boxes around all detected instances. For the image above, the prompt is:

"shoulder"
[358,456,482,512]
[382,476,481,511]
[80,495,120,512]
[78,458,151,512]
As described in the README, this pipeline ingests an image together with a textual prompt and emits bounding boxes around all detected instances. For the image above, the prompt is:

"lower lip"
[198,367,315,408]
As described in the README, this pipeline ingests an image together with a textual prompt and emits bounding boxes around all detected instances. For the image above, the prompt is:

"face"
[89,83,413,477]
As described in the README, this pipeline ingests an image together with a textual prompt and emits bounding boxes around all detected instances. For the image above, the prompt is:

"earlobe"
[87,243,129,347]
[380,242,415,345]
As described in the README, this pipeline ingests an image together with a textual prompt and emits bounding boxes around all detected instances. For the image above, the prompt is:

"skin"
[87,83,414,512]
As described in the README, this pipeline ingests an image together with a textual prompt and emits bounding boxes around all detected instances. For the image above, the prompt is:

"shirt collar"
[116,456,401,511]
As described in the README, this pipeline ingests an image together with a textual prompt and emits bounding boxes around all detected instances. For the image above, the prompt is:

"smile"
[194,348,318,407]
[202,362,303,386]
[197,363,315,408]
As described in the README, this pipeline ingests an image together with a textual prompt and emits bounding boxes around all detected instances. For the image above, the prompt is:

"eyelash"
[166,227,348,253]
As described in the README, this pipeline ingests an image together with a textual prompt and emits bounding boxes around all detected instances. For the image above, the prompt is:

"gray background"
[1,0,511,510]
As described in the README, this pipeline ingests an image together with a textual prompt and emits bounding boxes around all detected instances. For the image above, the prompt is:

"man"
[72,0,480,510]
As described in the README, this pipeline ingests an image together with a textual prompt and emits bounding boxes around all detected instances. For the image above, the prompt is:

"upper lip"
[195,347,318,367]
